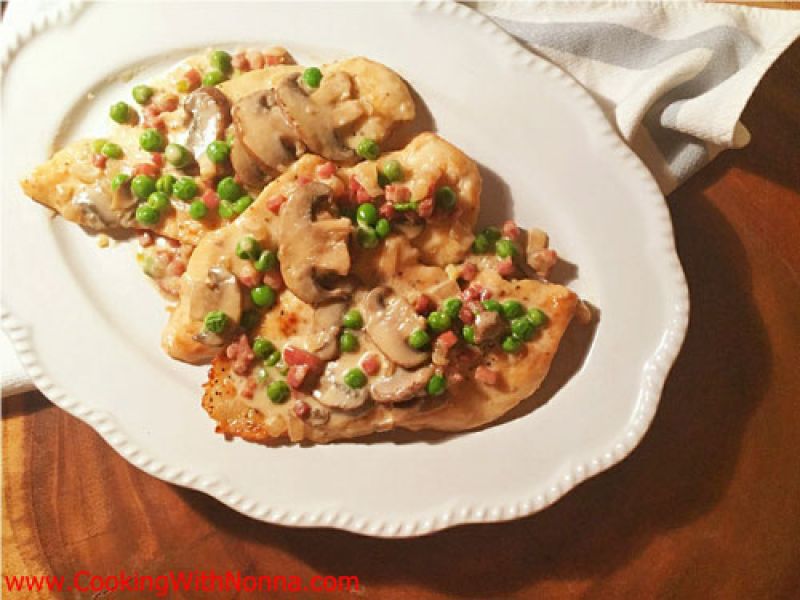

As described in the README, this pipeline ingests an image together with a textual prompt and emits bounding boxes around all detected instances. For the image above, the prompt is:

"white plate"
[1,1,688,537]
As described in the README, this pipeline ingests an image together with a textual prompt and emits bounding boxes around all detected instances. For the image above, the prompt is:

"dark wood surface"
[4,36,799,600]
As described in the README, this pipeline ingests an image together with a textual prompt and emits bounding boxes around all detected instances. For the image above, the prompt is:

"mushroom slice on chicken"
[305,300,347,361]
[182,86,231,159]
[231,89,301,179]
[370,365,435,404]
[362,287,430,369]
[274,73,362,162]
[316,361,370,410]
[278,182,353,305]
[473,310,506,344]
[65,180,137,229]
[188,266,241,346]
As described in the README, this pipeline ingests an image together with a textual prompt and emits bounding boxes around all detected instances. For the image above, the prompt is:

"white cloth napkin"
[3,1,799,396]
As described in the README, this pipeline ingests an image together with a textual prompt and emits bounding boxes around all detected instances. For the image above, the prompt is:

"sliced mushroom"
[370,365,434,404]
[278,182,353,305]
[232,89,301,177]
[316,362,369,410]
[363,287,430,368]
[229,132,269,190]
[182,87,231,158]
[305,300,347,361]
[274,74,357,162]
[67,181,136,229]
[187,266,241,346]
[473,310,506,344]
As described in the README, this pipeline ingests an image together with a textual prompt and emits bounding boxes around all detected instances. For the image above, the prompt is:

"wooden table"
[4,33,799,600]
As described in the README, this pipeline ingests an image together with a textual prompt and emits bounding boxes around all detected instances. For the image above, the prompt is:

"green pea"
[218,200,235,219]
[147,191,170,211]
[511,316,536,341]
[342,309,363,330]
[343,368,367,389]
[233,195,253,214]
[165,143,192,168]
[495,239,518,259]
[408,329,430,350]
[91,138,108,153]
[381,159,404,183]
[264,350,281,367]
[339,331,359,353]
[501,300,525,320]
[427,311,451,333]
[426,374,447,396]
[210,49,232,73]
[442,298,462,319]
[502,335,523,354]
[251,285,276,308]
[356,138,380,160]
[482,299,502,313]
[203,310,228,333]
[267,380,290,404]
[206,140,230,163]
[357,227,379,249]
[101,142,123,159]
[135,204,159,225]
[276,361,289,376]
[252,337,276,359]
[132,84,154,105]
[202,69,227,87]
[140,128,165,152]
[527,308,548,328]
[435,186,457,211]
[131,175,156,200]
[217,176,243,201]
[156,174,176,195]
[483,226,501,243]
[110,173,130,191]
[462,325,476,345]
[109,101,131,124]
[472,233,490,254]
[255,366,270,384]
[173,177,198,200]
[240,308,260,331]
[302,67,323,88]
[235,236,261,260]
[356,203,378,226]
[254,249,278,272]
[189,199,208,219]
[375,218,391,239]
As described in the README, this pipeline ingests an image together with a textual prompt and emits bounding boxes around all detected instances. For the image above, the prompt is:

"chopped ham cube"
[417,196,434,219]
[287,364,310,389]
[384,184,411,204]
[438,330,458,349]
[502,220,520,240]
[150,152,164,168]
[379,203,396,219]
[316,162,337,178]
[262,270,285,291]
[474,366,498,386]
[184,68,202,91]
[461,263,478,282]
[138,231,154,247]
[232,52,251,72]
[238,264,260,288]
[266,194,287,214]
[414,294,434,315]
[360,353,381,376]
[92,154,107,169]
[496,257,516,277]
[202,189,220,210]
[458,306,475,324]
[461,282,482,300]
[156,93,179,112]
[293,400,311,420]
[133,163,160,178]
[283,345,323,373]
[356,188,371,204]
[226,335,255,375]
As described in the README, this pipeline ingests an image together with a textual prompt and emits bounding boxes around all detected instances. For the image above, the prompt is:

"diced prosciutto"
[287,364,310,389]
[283,345,323,373]
[458,306,475,324]
[293,400,311,420]
[92,154,107,169]
[384,184,410,204]
[316,161,337,178]
[226,334,255,375]
[461,282,482,300]
[232,52,251,72]
[474,365,498,386]
[133,163,160,178]
[461,263,478,282]
[150,152,164,168]
[238,264,260,288]
[379,203,396,219]
[414,294,434,315]
[202,189,220,210]
[360,353,381,376]
[417,196,434,219]
[184,68,202,91]
[156,93,179,112]
[502,220,520,240]
[432,330,459,366]
[496,257,516,277]
[266,194,287,214]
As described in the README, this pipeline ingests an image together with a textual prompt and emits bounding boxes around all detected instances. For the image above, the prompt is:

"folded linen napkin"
[3,1,799,396]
